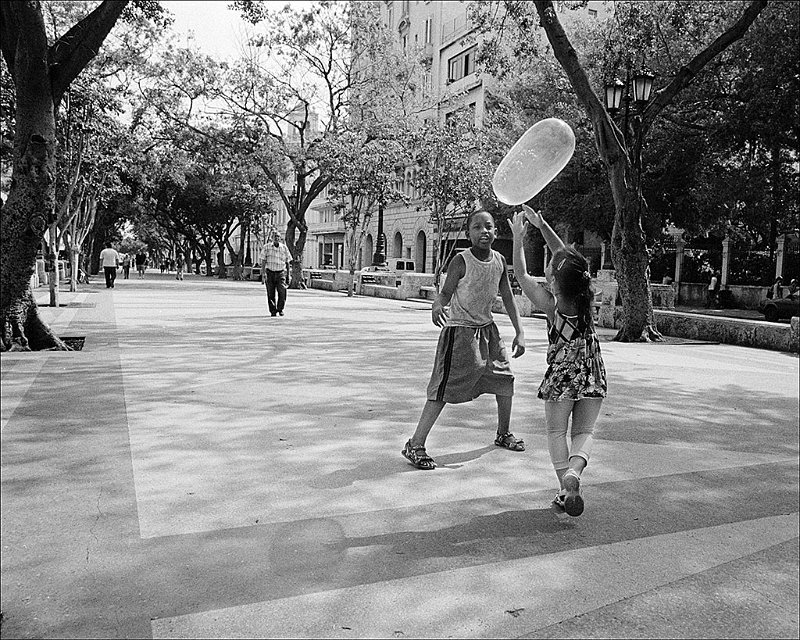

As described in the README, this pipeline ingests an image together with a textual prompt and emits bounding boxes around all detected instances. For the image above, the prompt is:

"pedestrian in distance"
[401,209,526,471]
[175,250,184,281]
[135,250,147,279]
[768,276,783,300]
[705,271,720,308]
[259,233,292,316]
[121,254,131,279]
[99,241,121,289]
[510,206,607,517]
[787,278,798,300]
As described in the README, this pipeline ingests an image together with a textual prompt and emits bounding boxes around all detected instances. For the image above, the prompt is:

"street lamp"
[604,78,625,115]
[632,70,655,107]
[604,68,655,120]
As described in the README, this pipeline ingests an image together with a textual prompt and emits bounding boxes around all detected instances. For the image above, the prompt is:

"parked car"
[362,259,415,273]
[391,259,415,272]
[759,296,800,322]
[361,264,391,272]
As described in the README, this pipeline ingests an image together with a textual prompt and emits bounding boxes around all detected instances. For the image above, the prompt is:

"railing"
[441,14,472,44]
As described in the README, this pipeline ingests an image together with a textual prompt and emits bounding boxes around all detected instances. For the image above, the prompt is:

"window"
[447,46,476,82]
[402,34,408,50]
[387,4,394,28]
[424,17,432,43]
[588,8,597,18]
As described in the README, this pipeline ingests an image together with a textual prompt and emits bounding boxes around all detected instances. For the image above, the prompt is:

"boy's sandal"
[495,431,525,451]
[402,440,436,470]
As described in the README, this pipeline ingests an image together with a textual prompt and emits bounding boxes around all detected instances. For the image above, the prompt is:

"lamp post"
[372,197,387,267]
[604,66,655,215]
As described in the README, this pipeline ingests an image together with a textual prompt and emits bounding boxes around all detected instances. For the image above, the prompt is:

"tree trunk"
[69,248,80,292]
[0,0,128,350]
[0,8,65,349]
[607,153,660,342]
[286,221,308,289]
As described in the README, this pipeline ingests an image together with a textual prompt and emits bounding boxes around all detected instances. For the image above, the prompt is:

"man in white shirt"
[99,241,121,289]
[259,233,293,316]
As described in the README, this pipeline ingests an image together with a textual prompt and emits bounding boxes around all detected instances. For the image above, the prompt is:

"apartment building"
[304,0,608,273]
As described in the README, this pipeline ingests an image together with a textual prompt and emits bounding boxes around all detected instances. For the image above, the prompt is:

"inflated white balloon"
[492,118,576,205]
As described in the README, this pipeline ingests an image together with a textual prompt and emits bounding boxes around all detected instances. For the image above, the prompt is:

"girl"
[510,206,607,516]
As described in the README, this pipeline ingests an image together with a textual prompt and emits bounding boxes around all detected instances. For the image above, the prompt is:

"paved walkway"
[2,273,798,639]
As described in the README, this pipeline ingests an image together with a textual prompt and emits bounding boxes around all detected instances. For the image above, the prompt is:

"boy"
[402,210,526,470]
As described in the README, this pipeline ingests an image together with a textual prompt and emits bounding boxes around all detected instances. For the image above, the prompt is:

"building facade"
[303,0,608,274]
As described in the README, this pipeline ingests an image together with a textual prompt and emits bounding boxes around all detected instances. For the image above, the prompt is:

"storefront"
[318,234,345,269]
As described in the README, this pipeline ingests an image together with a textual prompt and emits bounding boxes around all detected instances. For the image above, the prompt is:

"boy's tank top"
[447,249,504,327]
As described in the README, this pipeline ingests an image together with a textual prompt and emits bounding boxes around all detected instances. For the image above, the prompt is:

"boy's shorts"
[427,323,514,404]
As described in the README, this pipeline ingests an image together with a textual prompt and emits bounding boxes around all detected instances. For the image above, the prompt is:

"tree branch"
[643,0,768,130]
[48,0,130,107]
[531,1,626,167]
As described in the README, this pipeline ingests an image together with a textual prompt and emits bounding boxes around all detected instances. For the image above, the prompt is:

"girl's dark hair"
[551,245,594,332]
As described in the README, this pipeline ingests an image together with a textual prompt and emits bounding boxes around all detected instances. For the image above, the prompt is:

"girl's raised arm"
[510,211,554,313]
[522,204,565,255]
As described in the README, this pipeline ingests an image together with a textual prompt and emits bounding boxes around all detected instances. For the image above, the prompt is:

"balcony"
[308,218,345,234]
[441,14,473,46]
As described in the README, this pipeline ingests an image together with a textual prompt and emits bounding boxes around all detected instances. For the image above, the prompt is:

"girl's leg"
[409,399,445,447]
[544,400,575,489]
[561,398,602,517]
[567,398,603,475]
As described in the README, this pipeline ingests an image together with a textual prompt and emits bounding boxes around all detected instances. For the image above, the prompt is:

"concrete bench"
[309,271,334,281]
[419,285,437,301]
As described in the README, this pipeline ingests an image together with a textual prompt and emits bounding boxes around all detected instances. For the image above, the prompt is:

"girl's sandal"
[402,440,436,470]
[495,431,525,451]
[563,469,584,517]
[552,492,566,510]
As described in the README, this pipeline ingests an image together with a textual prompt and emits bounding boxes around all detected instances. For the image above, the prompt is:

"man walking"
[99,241,120,289]
[135,250,147,279]
[175,249,184,281]
[259,233,293,317]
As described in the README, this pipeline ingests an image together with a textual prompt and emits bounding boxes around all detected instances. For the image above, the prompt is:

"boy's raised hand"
[509,211,527,237]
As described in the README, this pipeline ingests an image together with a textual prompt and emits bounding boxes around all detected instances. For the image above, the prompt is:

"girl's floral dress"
[538,306,607,402]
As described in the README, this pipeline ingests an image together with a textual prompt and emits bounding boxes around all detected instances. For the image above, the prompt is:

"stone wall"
[654,311,798,353]
[677,282,769,309]
[301,267,798,352]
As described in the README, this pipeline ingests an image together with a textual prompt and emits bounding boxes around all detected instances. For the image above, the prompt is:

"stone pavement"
[1,273,798,639]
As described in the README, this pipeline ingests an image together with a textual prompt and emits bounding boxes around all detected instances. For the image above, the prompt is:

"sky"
[160,1,316,62]
[160,1,256,61]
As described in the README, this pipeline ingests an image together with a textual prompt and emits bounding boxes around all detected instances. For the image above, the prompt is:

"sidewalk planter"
[302,268,339,292]
[654,311,799,353]
[397,273,435,300]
